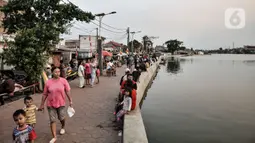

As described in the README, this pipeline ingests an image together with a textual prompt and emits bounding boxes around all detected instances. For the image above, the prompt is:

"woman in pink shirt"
[39,67,72,143]
[85,59,91,85]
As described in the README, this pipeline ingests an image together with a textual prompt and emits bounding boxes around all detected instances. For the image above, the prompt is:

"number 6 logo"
[225,8,245,29]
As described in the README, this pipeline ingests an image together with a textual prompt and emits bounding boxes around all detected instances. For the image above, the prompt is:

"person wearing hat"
[119,68,130,86]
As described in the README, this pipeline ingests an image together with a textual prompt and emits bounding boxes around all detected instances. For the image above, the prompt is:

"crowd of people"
[113,53,158,131]
[10,53,158,143]
[77,58,100,88]
[12,66,72,143]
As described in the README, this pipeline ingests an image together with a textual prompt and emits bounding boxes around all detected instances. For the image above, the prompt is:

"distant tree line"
[197,47,255,54]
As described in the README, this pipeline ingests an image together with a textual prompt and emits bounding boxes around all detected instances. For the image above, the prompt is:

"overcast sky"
[63,0,255,50]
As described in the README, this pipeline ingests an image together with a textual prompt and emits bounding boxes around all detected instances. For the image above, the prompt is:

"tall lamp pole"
[130,31,141,55]
[95,11,116,75]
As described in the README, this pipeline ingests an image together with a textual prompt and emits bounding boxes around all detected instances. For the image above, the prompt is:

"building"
[79,35,98,52]
[155,46,167,52]
[244,45,255,50]
[243,45,255,54]
[103,41,123,52]
[65,39,79,49]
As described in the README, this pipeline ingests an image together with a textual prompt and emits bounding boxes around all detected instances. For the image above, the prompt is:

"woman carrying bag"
[39,67,73,143]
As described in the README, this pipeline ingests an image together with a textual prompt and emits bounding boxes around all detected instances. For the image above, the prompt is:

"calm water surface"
[141,54,255,143]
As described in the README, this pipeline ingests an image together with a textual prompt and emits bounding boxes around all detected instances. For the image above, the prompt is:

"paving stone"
[0,68,124,143]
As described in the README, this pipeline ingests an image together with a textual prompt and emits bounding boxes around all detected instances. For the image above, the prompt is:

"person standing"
[78,61,85,88]
[85,60,91,85]
[39,67,72,143]
[90,58,97,87]
[60,63,66,79]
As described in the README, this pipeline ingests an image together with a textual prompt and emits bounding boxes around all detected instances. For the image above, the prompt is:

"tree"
[165,39,183,54]
[179,46,186,51]
[128,39,142,52]
[0,0,94,81]
[122,45,128,53]
[142,35,152,53]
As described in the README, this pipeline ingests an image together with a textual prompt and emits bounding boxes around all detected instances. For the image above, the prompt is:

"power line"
[105,34,127,41]
[63,0,127,35]
[90,21,126,34]
[94,19,126,31]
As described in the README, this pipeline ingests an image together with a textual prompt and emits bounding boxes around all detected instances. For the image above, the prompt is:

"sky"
[62,0,255,50]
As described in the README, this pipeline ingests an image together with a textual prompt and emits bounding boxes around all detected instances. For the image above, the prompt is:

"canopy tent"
[103,51,112,57]
[117,53,127,56]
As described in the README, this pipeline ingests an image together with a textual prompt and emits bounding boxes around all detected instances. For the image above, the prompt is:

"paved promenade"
[0,68,124,143]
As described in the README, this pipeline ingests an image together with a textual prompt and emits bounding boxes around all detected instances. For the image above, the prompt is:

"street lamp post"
[95,11,116,75]
[130,31,141,55]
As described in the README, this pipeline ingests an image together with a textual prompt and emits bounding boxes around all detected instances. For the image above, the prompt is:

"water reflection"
[166,57,182,74]
[139,68,159,109]
[243,60,255,66]
[142,55,255,143]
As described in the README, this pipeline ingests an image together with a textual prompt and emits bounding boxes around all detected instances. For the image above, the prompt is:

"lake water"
[141,54,255,143]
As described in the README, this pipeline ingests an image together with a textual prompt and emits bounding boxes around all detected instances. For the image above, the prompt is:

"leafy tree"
[165,39,183,54]
[128,39,142,52]
[0,0,94,81]
[142,35,152,53]
[179,46,186,51]
[122,45,128,53]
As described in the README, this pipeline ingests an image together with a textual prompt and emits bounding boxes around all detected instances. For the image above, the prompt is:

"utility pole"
[127,27,130,53]
[95,11,116,76]
[143,36,146,54]
[96,28,99,54]
[130,31,141,55]
[233,42,235,49]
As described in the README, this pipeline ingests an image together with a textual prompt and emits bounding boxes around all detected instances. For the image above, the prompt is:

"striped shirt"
[23,105,37,125]
[13,125,37,143]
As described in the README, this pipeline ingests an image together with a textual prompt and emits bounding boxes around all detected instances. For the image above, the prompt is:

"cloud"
[64,0,255,49]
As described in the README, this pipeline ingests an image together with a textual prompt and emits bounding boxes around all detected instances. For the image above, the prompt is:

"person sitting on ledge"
[116,80,137,113]
[132,68,141,83]
[119,68,130,86]
[115,87,132,122]
[120,74,137,90]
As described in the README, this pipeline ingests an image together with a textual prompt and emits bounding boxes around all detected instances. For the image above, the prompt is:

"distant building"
[155,46,167,52]
[79,35,98,53]
[65,39,79,49]
[243,45,255,54]
[244,45,255,50]
[197,51,204,55]
[103,41,123,52]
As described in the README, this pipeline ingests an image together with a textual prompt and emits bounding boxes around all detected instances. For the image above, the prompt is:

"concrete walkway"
[0,68,124,143]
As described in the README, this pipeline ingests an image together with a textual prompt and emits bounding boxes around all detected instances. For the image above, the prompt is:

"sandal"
[49,138,57,143]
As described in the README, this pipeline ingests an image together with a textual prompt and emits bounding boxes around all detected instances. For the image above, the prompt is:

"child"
[23,96,38,128]
[116,88,132,122]
[96,66,100,84]
[12,109,37,143]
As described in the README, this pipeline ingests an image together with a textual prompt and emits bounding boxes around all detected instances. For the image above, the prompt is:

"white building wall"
[79,35,97,52]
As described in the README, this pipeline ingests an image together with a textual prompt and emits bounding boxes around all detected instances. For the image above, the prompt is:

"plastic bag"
[67,106,75,118]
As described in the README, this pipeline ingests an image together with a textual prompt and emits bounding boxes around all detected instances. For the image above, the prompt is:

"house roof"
[105,41,122,47]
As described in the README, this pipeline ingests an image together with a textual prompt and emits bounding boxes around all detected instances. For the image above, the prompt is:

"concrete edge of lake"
[123,58,160,143]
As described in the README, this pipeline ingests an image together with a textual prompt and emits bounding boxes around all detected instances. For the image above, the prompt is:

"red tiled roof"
[106,41,122,47]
